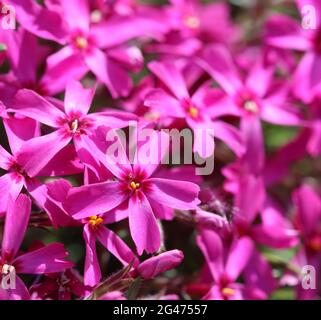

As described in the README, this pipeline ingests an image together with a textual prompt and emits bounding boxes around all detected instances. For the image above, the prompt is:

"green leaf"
[126,277,142,300]
[271,288,295,300]
[0,43,7,52]
[261,247,300,274]
[263,123,298,150]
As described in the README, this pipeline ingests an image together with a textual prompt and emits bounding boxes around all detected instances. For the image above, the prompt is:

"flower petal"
[8,0,68,43]
[64,80,95,116]
[41,47,88,95]
[293,184,321,236]
[213,121,245,157]
[0,144,12,170]
[0,173,24,215]
[144,89,184,118]
[14,243,74,274]
[264,15,311,51]
[3,116,40,156]
[11,89,65,127]
[96,226,138,266]
[60,0,90,32]
[128,193,160,255]
[196,228,224,282]
[2,194,31,262]
[147,178,200,210]
[200,45,242,95]
[148,61,189,99]
[64,181,128,219]
[16,130,72,178]
[83,224,101,287]
[225,237,254,281]
[85,48,132,98]
[137,250,184,279]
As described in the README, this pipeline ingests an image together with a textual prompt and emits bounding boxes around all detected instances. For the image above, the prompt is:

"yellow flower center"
[184,15,200,29]
[221,287,235,297]
[244,101,259,113]
[188,106,199,119]
[70,119,79,133]
[88,215,104,228]
[75,36,88,50]
[130,181,141,191]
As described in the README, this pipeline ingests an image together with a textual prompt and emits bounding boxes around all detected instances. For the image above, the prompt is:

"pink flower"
[144,61,245,157]
[200,45,302,125]
[264,0,321,103]
[44,178,138,287]
[165,0,239,44]
[134,250,184,279]
[196,228,261,300]
[0,28,84,105]
[82,215,138,287]
[0,194,73,300]
[222,151,299,249]
[63,130,200,255]
[200,45,302,171]
[0,114,81,215]
[10,80,135,177]
[9,0,166,97]
[293,184,321,258]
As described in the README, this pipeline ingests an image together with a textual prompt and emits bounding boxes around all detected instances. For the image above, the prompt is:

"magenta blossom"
[293,184,321,261]
[264,0,321,103]
[0,194,73,300]
[133,249,184,280]
[45,178,138,287]
[0,111,83,216]
[146,0,239,59]
[8,0,166,97]
[166,0,239,44]
[0,28,86,105]
[144,61,245,157]
[221,129,300,250]
[63,130,200,255]
[280,184,321,300]
[199,45,302,170]
[199,45,302,128]
[196,228,266,300]
[10,80,135,177]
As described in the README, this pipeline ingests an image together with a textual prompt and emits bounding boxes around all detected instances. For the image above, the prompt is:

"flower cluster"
[0,0,320,300]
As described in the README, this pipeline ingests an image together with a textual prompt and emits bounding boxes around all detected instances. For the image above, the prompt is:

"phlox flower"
[199,45,302,171]
[196,228,265,300]
[0,194,73,300]
[10,80,135,178]
[166,0,239,44]
[279,184,321,300]
[133,249,184,280]
[264,0,321,103]
[45,177,138,287]
[0,28,86,105]
[144,61,245,157]
[293,184,321,266]
[63,130,200,255]
[0,110,83,216]
[8,0,166,97]
[221,128,300,250]
[146,0,239,59]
